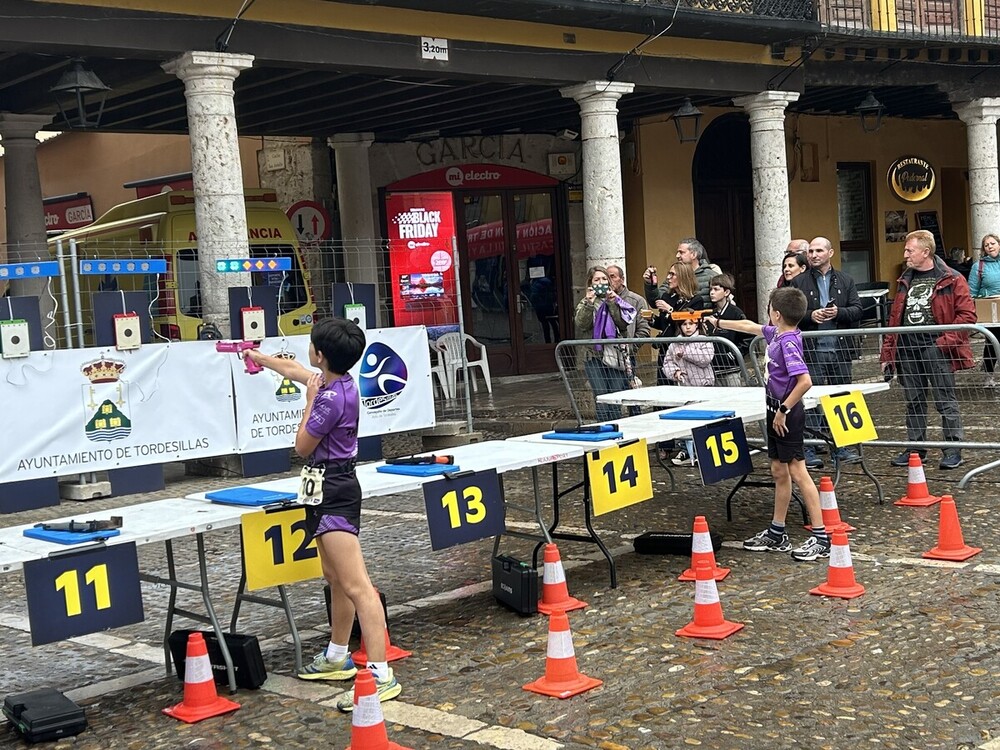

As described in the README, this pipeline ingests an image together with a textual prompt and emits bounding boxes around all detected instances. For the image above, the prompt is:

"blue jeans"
[584,357,636,423]
[804,346,852,437]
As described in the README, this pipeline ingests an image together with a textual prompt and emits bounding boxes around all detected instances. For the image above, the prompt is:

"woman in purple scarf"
[574,265,640,422]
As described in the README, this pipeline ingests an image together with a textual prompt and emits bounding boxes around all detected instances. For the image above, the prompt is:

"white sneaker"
[671,450,697,466]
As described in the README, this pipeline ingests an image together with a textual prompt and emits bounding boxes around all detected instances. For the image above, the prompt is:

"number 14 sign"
[585,439,654,516]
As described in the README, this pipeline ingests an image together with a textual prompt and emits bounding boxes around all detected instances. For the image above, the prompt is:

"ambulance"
[48,190,316,343]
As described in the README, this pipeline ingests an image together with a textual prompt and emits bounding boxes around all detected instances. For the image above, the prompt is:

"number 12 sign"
[242,506,321,590]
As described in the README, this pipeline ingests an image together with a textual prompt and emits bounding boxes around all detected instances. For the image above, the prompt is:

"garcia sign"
[888,156,935,203]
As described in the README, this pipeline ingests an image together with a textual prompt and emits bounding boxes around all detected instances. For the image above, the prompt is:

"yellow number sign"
[586,439,653,516]
[242,507,321,590]
[820,391,878,447]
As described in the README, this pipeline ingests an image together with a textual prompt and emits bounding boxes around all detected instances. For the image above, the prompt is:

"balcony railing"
[818,0,1000,39]
[634,0,814,20]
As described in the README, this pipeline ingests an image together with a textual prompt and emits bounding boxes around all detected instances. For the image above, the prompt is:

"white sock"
[325,642,349,661]
[369,661,389,680]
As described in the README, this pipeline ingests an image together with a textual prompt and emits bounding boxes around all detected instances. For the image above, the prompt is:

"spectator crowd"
[576,230,989,471]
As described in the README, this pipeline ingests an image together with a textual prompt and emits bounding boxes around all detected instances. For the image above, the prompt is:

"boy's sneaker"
[790,535,831,562]
[803,447,824,469]
[671,450,696,466]
[743,529,791,553]
[297,652,358,681]
[336,667,401,712]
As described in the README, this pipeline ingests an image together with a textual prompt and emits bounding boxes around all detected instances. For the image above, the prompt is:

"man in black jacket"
[791,237,864,468]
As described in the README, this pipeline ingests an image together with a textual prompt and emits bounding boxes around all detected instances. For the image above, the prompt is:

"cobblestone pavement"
[2,375,1000,749]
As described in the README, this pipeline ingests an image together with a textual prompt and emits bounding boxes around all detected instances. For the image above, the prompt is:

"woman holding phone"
[575,266,642,421]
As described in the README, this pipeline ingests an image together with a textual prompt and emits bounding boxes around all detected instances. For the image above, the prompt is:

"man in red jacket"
[880,230,976,470]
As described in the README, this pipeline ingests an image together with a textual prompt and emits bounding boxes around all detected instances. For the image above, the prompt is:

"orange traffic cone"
[894,453,941,507]
[523,609,602,698]
[810,531,865,599]
[162,632,240,723]
[806,476,856,533]
[345,668,412,750]
[923,495,982,561]
[675,560,744,640]
[537,543,586,615]
[678,516,729,582]
[353,588,412,666]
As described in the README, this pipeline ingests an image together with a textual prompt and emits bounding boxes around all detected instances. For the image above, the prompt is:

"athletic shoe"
[297,652,358,681]
[336,667,401,712]
[891,450,925,467]
[803,447,823,469]
[939,449,964,470]
[790,535,832,562]
[671,450,697,466]
[742,529,792,553]
[833,447,862,465]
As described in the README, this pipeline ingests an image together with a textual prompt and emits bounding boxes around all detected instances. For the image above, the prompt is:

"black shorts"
[766,397,805,464]
[303,469,362,539]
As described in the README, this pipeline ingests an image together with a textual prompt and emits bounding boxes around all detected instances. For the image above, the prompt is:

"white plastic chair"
[435,332,493,396]
[429,343,453,399]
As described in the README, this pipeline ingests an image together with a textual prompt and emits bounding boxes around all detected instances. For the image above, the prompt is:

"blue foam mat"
[24,527,121,545]
[542,431,623,442]
[205,487,298,506]
[376,463,461,476]
[659,410,736,420]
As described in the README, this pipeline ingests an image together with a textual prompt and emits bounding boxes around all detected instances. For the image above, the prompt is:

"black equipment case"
[491,555,539,615]
[633,531,723,555]
[3,688,87,743]
[168,630,267,690]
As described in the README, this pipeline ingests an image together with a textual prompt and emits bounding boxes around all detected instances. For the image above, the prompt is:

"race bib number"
[298,464,325,505]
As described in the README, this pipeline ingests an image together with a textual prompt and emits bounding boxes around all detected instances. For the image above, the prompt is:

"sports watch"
[777,403,790,414]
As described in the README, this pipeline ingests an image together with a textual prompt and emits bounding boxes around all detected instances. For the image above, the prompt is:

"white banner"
[231,326,434,452]
[0,341,237,482]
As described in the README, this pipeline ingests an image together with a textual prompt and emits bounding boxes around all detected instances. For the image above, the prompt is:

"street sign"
[286,200,331,242]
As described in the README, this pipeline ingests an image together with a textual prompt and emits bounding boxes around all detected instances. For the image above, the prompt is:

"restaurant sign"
[888,156,935,203]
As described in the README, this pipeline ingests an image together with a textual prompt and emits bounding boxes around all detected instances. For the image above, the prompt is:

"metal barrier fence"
[555,335,753,423]
[1,236,479,432]
[554,323,1000,488]
[747,323,1000,487]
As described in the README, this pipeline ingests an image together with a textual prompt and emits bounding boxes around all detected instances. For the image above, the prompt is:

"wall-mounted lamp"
[672,98,703,144]
[50,59,111,129]
[856,90,884,134]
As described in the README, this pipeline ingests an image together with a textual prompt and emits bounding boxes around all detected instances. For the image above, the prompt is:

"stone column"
[163,51,253,334]
[0,113,54,303]
[954,98,1000,259]
[329,133,380,325]
[733,90,800,320]
[560,81,635,276]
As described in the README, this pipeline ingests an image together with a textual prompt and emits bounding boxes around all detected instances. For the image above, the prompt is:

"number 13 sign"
[422,469,506,550]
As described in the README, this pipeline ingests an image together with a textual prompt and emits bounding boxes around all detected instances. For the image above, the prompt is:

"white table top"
[0,496,246,573]
[186,439,591,504]
[509,400,767,450]
[597,383,889,409]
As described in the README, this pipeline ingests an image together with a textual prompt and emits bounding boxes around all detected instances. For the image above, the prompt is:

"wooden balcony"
[819,0,1000,38]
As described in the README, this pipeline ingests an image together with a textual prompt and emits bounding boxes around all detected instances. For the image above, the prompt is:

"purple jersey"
[304,373,360,463]
[762,325,809,402]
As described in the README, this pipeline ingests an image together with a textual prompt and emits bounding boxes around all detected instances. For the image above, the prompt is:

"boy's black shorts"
[766,397,805,463]
[304,467,362,539]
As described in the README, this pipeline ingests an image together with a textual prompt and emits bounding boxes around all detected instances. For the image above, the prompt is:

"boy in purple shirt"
[246,318,402,709]
[705,287,830,561]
